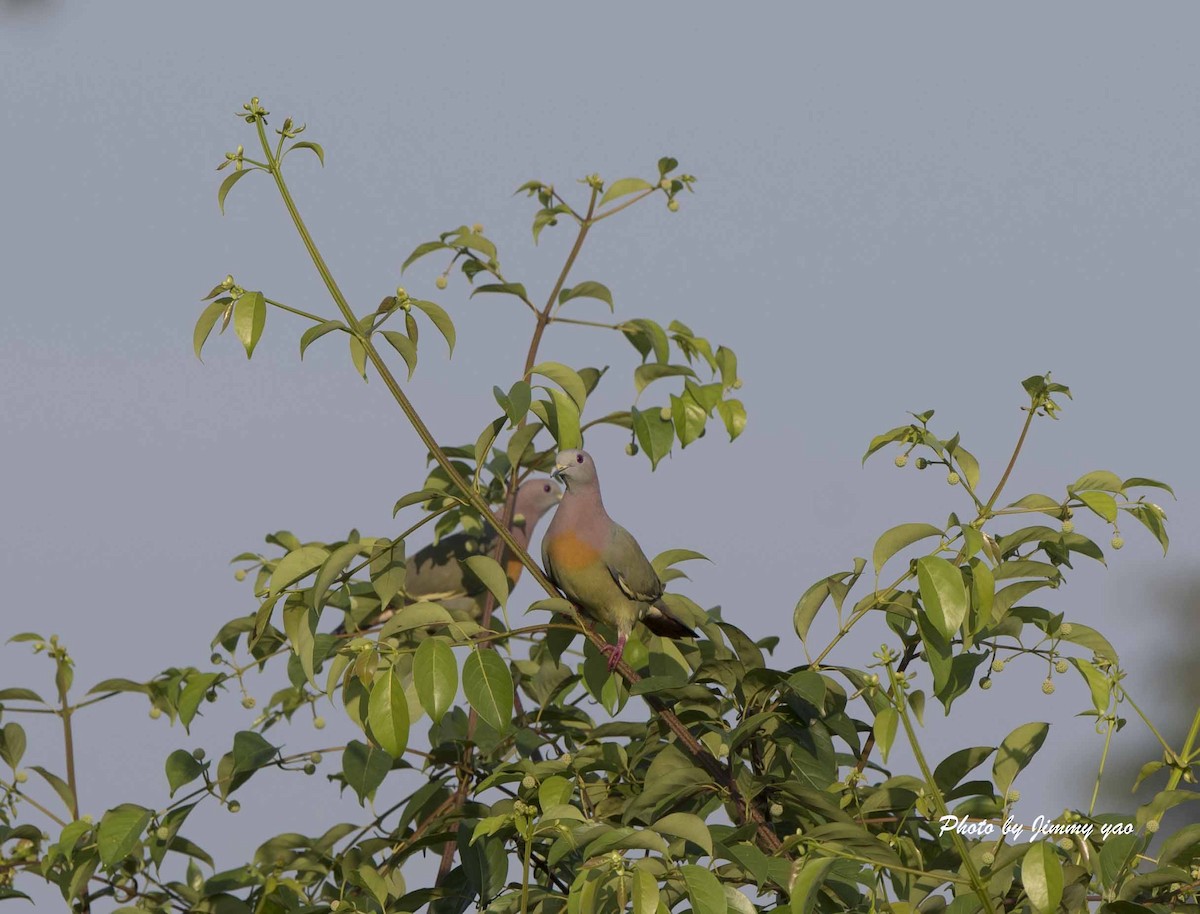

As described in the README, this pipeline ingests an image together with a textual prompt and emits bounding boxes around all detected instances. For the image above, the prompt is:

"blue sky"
[2,2,1198,900]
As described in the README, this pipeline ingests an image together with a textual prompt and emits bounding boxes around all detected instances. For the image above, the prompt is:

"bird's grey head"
[513,477,563,526]
[551,449,599,491]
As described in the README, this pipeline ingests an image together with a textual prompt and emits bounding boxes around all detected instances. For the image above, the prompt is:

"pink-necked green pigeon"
[542,449,695,670]
[335,478,561,634]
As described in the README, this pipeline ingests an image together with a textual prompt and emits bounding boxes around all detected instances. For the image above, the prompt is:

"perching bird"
[541,449,696,671]
[335,478,562,634]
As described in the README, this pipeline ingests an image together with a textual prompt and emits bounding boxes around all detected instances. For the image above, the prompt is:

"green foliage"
[0,99,1195,914]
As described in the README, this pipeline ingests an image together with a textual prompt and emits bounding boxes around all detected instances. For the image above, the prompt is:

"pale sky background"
[2,2,1198,906]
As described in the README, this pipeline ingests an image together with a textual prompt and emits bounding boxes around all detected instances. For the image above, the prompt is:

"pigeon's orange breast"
[546,529,602,571]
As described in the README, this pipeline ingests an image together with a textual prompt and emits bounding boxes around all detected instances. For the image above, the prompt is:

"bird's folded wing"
[605,525,664,603]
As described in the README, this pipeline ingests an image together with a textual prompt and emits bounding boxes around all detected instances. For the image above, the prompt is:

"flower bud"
[227,800,241,813]
[946,472,960,486]
[1055,660,1069,674]
[894,454,908,468]
[659,406,671,422]
[241,696,256,709]
[667,199,680,213]
[1041,678,1056,695]
[522,775,537,790]
[1110,535,1124,550]
[313,716,326,730]
[625,443,638,456]
[435,276,448,290]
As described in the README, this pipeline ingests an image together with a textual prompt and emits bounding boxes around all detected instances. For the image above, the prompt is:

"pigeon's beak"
[551,464,568,483]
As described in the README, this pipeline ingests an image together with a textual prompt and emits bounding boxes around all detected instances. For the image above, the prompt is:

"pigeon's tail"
[643,600,698,639]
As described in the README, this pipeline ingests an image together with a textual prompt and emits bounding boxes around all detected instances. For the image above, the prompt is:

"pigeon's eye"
[543,484,551,493]
[576,453,585,464]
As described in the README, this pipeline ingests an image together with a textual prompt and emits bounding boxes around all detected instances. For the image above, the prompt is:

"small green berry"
[1061,520,1074,534]
[659,406,671,421]
[234,569,247,582]
[149,707,162,720]
[915,458,928,470]
[981,851,995,866]
[210,653,223,664]
[659,179,671,190]
[991,659,1005,673]
[313,716,326,730]
[667,199,680,213]
[227,800,241,813]
[241,696,256,709]
[205,690,218,703]
[980,677,993,690]
[522,775,537,790]
[1042,678,1056,695]
[435,276,448,290]
[625,442,638,456]
[947,472,960,486]
[894,454,908,468]
[309,752,323,764]
[155,826,170,841]
[192,748,206,761]
[14,770,28,784]
[1055,659,1069,674]
[769,802,784,817]
[303,763,316,776]
[1111,535,1124,550]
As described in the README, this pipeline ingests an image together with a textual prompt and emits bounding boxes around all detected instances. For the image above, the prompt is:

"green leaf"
[410,299,456,355]
[558,281,614,312]
[164,750,204,797]
[954,445,981,491]
[716,398,747,441]
[680,864,725,914]
[531,362,588,412]
[367,667,410,758]
[342,740,393,805]
[299,319,344,359]
[873,708,899,764]
[1022,842,1064,914]
[377,602,454,637]
[506,422,543,468]
[633,363,696,394]
[233,291,266,359]
[632,406,674,470]
[1070,470,1123,493]
[217,168,252,214]
[873,523,943,575]
[502,380,532,427]
[462,649,513,734]
[0,688,44,703]
[1069,658,1111,714]
[97,804,153,866]
[349,334,368,379]
[623,318,670,363]
[1006,493,1063,516]
[993,721,1049,796]
[1122,476,1175,498]
[671,393,707,448]
[531,388,581,450]
[917,556,968,639]
[790,858,837,914]
[599,177,654,206]
[471,282,529,301]
[193,299,230,361]
[1127,504,1170,555]
[269,545,330,597]
[380,330,418,380]
[1077,490,1118,522]
[539,775,573,810]
[369,537,406,606]
[463,555,510,608]
[401,240,449,273]
[651,812,712,855]
[863,426,911,463]
[312,542,362,615]
[651,549,710,577]
[232,730,277,776]
[288,140,325,165]
[29,765,75,813]
[0,722,26,768]
[632,869,659,914]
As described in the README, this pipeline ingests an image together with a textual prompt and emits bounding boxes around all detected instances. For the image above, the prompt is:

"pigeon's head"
[513,477,563,526]
[551,449,598,491]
